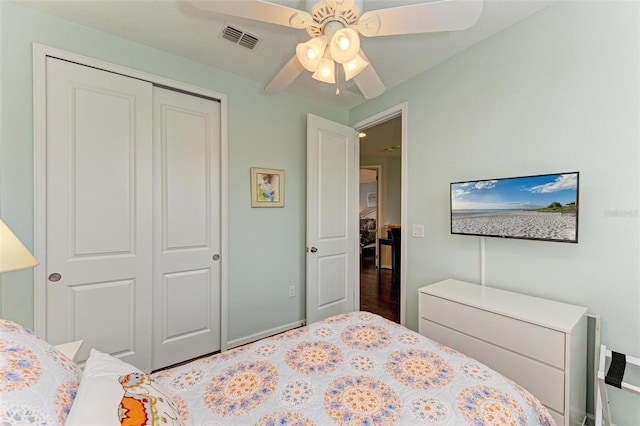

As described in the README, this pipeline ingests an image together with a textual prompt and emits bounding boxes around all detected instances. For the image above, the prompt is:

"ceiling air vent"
[221,25,261,51]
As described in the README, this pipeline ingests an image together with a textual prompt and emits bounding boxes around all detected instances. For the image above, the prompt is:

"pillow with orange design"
[65,349,183,426]
[118,372,182,426]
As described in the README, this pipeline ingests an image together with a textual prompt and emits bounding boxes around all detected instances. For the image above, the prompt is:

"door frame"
[353,102,408,325]
[32,43,230,350]
[359,165,383,265]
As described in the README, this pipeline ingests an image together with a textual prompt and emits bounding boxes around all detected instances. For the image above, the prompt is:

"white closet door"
[152,87,221,370]
[45,58,153,370]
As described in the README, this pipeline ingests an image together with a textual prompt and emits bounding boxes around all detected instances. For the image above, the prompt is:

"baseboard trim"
[227,319,306,349]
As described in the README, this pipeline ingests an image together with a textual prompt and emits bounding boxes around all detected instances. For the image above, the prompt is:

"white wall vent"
[221,25,261,50]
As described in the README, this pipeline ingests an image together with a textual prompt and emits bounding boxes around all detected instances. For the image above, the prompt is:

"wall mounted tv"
[451,172,579,243]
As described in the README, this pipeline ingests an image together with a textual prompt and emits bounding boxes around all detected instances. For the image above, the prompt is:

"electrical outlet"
[289,286,295,298]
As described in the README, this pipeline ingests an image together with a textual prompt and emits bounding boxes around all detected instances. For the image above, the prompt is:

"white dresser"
[418,279,587,426]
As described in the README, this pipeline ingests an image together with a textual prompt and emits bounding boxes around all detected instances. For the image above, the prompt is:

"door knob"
[310,247,318,253]
[48,273,62,282]
[212,254,220,261]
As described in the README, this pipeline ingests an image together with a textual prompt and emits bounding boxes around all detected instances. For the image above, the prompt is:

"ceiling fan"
[189,0,483,99]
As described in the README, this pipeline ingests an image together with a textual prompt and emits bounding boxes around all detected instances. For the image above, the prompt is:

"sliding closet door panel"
[163,270,210,337]
[153,87,221,370]
[45,57,153,370]
[73,279,136,352]
[74,90,133,254]
[164,108,208,250]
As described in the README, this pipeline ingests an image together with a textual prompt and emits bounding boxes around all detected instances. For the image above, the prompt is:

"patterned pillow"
[0,319,82,425]
[66,349,185,426]
[119,373,182,425]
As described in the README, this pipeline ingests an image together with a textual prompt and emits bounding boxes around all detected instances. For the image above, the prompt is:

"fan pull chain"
[335,62,340,95]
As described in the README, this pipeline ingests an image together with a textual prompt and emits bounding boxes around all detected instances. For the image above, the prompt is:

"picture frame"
[251,167,284,208]
[367,191,377,207]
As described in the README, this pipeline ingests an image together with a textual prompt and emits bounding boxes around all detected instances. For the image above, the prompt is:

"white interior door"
[152,87,221,370]
[306,114,357,324]
[45,58,153,370]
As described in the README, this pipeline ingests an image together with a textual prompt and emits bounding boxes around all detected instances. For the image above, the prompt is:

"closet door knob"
[212,254,220,261]
[310,247,318,253]
[48,273,62,282]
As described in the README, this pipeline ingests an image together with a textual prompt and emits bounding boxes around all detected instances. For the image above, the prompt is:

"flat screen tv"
[451,172,579,243]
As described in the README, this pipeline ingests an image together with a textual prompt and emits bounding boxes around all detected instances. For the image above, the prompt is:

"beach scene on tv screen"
[451,173,578,242]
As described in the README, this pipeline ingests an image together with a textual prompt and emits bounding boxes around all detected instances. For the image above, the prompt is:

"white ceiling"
[18,0,555,109]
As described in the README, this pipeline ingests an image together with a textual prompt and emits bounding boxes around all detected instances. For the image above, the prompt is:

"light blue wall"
[0,1,348,340]
[351,2,639,423]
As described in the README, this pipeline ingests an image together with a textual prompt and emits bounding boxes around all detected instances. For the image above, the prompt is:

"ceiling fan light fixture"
[312,57,336,84]
[289,12,313,29]
[326,0,355,14]
[329,28,360,64]
[192,0,485,99]
[343,54,368,81]
[296,36,327,71]
[357,12,382,37]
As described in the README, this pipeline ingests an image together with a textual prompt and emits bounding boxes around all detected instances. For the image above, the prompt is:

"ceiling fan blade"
[358,0,483,37]
[353,51,385,99]
[189,0,313,29]
[265,55,305,93]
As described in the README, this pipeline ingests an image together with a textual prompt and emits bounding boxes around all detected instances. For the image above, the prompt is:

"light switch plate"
[412,224,424,238]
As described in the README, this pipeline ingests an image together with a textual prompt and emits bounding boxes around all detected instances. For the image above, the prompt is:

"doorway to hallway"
[357,114,402,323]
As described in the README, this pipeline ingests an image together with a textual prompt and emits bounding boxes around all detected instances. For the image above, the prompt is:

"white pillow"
[65,349,143,425]
[66,349,183,426]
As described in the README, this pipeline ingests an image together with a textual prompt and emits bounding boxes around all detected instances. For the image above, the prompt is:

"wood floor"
[359,253,400,323]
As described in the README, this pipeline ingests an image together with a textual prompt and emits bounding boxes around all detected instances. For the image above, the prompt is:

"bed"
[1,312,554,425]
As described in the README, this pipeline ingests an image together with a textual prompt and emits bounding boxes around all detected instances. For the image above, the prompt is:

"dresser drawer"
[420,318,565,413]
[420,293,565,369]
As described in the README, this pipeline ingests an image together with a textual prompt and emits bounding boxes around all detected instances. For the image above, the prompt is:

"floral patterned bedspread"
[151,311,554,425]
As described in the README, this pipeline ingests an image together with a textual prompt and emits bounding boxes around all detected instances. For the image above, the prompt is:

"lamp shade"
[296,36,327,72]
[343,53,369,81]
[329,28,360,64]
[0,219,38,273]
[312,57,336,84]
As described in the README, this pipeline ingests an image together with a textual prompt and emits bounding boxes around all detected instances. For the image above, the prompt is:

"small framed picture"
[367,192,377,207]
[251,168,284,208]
